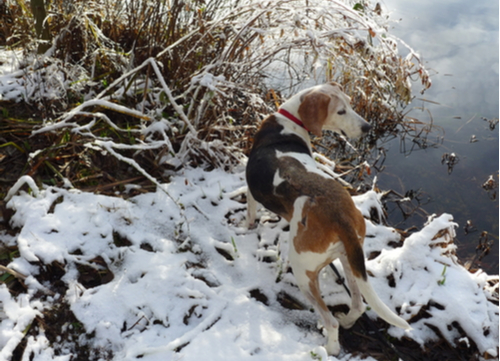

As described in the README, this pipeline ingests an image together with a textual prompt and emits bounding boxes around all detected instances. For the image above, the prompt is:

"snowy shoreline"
[0,167,497,360]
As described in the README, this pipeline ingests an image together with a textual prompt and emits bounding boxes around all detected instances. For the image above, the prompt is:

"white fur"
[275,150,328,180]
[279,84,370,138]
[275,115,312,152]
[356,277,411,330]
[245,189,257,228]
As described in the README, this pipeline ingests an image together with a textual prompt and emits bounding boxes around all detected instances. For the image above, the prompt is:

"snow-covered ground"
[0,165,498,360]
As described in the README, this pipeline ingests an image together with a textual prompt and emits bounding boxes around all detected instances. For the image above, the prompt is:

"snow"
[1,166,498,360]
[191,72,228,93]
[0,51,85,104]
[0,286,43,360]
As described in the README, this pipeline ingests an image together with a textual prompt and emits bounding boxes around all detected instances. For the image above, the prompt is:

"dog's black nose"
[362,122,372,133]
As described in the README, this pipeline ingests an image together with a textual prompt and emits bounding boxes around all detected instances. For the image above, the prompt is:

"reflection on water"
[375,0,499,273]
[374,111,498,273]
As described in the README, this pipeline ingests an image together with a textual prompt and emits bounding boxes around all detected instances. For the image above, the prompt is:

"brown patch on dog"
[298,91,331,136]
[272,155,368,279]
[306,269,330,312]
[293,197,342,255]
[292,187,367,280]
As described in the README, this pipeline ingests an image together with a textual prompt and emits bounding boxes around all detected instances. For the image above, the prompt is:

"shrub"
[0,0,431,192]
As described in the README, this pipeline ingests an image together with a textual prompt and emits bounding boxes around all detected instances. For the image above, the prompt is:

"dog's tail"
[344,236,411,330]
[356,275,411,330]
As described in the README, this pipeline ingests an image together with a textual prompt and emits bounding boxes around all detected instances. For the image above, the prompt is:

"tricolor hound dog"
[245,82,410,355]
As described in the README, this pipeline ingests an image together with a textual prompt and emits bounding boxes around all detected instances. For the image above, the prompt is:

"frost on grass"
[1,0,432,181]
[0,167,498,360]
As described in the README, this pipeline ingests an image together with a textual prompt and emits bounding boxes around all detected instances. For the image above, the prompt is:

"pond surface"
[377,0,499,273]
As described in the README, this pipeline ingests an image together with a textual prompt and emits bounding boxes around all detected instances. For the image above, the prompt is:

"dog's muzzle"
[361,122,372,133]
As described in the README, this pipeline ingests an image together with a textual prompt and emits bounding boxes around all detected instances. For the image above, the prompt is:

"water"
[376,0,499,273]
[374,110,498,273]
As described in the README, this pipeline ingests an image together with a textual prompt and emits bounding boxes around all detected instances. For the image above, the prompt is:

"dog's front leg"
[245,188,257,229]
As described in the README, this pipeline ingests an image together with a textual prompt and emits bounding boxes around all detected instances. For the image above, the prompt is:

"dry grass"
[0,0,434,196]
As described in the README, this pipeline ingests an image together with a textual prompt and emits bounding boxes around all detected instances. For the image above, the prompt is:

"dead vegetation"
[0,0,435,199]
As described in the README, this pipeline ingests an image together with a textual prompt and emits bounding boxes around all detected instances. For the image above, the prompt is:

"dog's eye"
[337,109,346,115]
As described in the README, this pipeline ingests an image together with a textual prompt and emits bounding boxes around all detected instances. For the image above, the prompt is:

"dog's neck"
[276,99,313,154]
[278,91,302,119]
[278,108,309,132]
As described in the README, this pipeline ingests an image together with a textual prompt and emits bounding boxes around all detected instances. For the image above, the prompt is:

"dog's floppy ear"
[298,91,331,137]
[329,81,343,91]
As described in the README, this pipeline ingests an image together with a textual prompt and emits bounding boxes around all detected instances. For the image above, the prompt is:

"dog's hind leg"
[289,257,341,355]
[335,255,365,329]
[288,196,346,356]
[288,196,341,355]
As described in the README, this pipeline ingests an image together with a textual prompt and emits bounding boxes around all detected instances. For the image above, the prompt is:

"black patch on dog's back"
[246,115,310,217]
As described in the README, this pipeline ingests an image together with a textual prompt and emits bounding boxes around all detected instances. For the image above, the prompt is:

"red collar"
[278,108,309,132]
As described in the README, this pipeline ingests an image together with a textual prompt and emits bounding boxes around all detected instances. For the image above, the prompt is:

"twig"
[147,58,197,134]
[0,265,27,280]
[5,175,40,202]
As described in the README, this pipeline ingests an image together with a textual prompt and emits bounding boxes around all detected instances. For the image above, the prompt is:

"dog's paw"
[244,218,258,230]
[335,312,358,329]
[325,338,341,356]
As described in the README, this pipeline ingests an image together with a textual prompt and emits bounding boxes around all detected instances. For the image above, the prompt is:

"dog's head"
[297,82,371,138]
